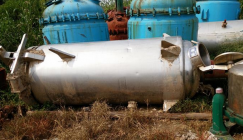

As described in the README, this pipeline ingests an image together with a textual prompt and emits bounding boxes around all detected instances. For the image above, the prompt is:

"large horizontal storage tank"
[0,35,210,106]
[198,20,243,53]
[196,0,241,22]
[39,0,109,44]
[128,0,199,41]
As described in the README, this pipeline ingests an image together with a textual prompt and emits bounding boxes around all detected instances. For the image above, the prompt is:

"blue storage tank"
[196,0,241,22]
[128,0,200,41]
[39,0,109,44]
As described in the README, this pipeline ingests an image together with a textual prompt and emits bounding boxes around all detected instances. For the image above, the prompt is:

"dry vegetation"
[0,101,213,140]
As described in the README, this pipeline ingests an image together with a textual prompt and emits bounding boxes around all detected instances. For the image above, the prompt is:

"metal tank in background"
[0,34,210,111]
[39,0,109,44]
[196,0,241,23]
[198,20,243,53]
[207,52,243,139]
[106,0,129,40]
[128,0,200,41]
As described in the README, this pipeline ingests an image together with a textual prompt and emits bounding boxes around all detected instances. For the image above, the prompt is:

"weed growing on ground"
[49,101,176,140]
[169,94,212,113]
[1,112,56,139]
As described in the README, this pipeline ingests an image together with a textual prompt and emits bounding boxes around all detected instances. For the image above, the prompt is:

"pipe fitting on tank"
[210,87,228,136]
[188,41,211,69]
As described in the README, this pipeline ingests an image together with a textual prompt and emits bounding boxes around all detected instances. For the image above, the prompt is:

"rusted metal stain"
[200,60,227,80]
[228,65,243,116]
[0,68,7,90]
[106,8,130,40]
[161,40,181,64]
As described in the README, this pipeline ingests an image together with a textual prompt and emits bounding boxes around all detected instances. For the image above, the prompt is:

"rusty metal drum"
[228,64,243,116]
[107,9,129,40]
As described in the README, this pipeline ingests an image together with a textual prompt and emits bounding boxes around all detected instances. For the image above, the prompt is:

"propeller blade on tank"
[49,47,75,59]
[10,34,28,74]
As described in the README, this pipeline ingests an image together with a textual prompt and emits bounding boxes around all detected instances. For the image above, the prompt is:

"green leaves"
[0,0,45,52]
[100,0,132,12]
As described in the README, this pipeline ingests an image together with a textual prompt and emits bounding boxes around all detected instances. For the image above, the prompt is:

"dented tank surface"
[228,64,243,116]
[107,8,129,40]
[0,67,7,90]
[0,35,210,105]
[196,0,241,23]
[198,20,243,53]
[39,0,109,44]
[128,0,199,41]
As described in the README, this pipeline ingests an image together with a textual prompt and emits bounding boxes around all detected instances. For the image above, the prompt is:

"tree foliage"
[100,0,132,12]
[0,0,45,52]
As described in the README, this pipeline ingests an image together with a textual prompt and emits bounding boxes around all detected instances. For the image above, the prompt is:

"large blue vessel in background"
[196,0,241,22]
[128,0,200,41]
[39,0,109,44]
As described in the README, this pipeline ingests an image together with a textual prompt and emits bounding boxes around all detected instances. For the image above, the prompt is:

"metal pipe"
[210,88,228,135]
[116,0,123,13]
[198,20,243,53]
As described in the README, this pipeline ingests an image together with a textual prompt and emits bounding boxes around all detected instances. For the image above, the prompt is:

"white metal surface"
[198,20,243,53]
[0,36,210,106]
[28,37,203,105]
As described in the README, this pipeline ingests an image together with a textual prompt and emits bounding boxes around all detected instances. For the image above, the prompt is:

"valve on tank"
[106,0,130,40]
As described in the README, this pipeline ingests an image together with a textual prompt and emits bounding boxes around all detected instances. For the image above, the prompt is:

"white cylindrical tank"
[1,36,210,105]
[198,20,243,53]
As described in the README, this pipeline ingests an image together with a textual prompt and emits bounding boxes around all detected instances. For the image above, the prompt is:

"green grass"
[169,94,212,113]
[210,40,243,59]
[100,0,132,12]
[240,0,243,19]
[0,0,45,52]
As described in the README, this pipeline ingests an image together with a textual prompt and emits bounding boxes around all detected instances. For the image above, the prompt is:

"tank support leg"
[163,100,178,112]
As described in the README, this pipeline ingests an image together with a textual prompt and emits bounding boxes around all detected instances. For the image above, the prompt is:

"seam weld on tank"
[196,0,241,23]
[128,0,200,41]
[106,0,130,40]
[0,35,211,105]
[39,0,110,44]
